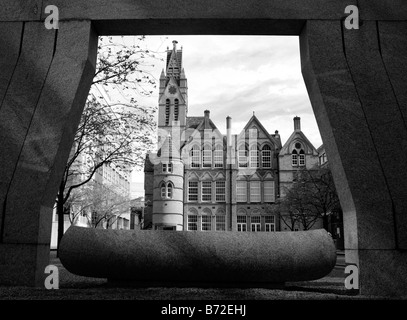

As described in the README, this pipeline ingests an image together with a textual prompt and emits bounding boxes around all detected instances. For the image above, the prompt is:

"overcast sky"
[130,35,323,197]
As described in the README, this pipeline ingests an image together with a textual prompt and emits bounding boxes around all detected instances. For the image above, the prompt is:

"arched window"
[214,144,223,168]
[160,181,174,199]
[174,99,179,121]
[190,145,200,168]
[262,145,272,168]
[167,182,173,198]
[160,182,166,198]
[165,99,170,125]
[292,142,305,167]
[238,144,248,168]
[202,144,212,167]
[249,145,259,168]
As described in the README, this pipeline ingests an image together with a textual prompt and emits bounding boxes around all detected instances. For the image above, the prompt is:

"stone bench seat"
[59,226,336,285]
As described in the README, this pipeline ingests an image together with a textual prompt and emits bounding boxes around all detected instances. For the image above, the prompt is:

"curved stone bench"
[59,226,336,285]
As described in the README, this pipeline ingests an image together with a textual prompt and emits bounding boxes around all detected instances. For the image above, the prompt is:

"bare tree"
[55,36,163,251]
[267,166,340,231]
[67,181,130,229]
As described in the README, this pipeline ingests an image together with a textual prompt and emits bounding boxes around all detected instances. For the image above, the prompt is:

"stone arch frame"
[188,207,198,215]
[201,207,213,216]
[0,1,406,296]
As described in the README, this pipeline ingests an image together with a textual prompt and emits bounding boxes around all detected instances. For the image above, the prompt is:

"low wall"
[59,226,336,285]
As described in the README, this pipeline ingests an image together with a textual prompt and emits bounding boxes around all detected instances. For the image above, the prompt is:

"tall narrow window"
[251,216,261,232]
[202,145,212,167]
[250,181,261,203]
[292,149,298,166]
[160,182,166,199]
[187,215,198,231]
[215,215,226,231]
[174,99,179,121]
[249,145,259,168]
[188,181,198,201]
[299,150,305,166]
[167,182,173,198]
[201,181,212,202]
[236,181,247,202]
[265,215,275,232]
[237,216,247,232]
[201,215,212,231]
[165,99,170,125]
[263,181,275,203]
[238,145,248,168]
[262,145,272,168]
[214,144,223,168]
[215,181,226,202]
[190,145,200,167]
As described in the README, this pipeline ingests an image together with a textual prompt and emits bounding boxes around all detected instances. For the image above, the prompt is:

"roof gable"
[237,115,280,148]
[280,130,318,155]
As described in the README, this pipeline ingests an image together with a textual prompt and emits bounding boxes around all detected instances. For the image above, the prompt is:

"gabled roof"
[181,114,225,151]
[280,130,318,155]
[186,117,204,129]
[238,115,281,148]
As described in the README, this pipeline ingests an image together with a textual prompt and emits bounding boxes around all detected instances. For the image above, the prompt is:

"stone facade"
[144,41,321,232]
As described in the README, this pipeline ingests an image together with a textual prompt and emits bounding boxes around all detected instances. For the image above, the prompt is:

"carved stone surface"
[59,226,336,284]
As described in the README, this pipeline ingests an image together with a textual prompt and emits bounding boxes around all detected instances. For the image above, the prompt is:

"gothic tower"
[152,40,187,230]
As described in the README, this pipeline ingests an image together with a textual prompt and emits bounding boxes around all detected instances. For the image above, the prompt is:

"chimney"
[226,116,232,147]
[172,40,178,50]
[294,116,301,131]
[204,110,210,118]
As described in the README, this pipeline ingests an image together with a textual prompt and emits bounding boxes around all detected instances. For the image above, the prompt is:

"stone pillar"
[0,21,97,286]
[300,20,407,296]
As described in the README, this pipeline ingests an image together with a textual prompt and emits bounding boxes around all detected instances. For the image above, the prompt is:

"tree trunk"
[322,213,329,232]
[56,182,65,258]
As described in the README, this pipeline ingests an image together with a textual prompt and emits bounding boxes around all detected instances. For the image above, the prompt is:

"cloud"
[132,35,322,147]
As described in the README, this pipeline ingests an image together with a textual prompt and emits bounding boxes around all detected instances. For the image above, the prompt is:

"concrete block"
[0,22,23,106]
[3,21,98,244]
[0,243,49,286]
[300,20,396,250]
[0,23,55,241]
[0,1,41,21]
[357,249,407,296]
[59,226,336,284]
[378,21,407,125]
[343,21,407,249]
[359,0,407,21]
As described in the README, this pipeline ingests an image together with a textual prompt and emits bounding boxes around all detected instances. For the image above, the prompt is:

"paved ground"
[0,251,389,301]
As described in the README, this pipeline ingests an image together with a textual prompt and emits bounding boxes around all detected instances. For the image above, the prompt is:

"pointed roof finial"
[253,111,255,116]
[173,40,178,50]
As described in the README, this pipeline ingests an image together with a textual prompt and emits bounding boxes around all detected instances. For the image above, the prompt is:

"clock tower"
[152,40,187,230]
[158,40,188,143]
